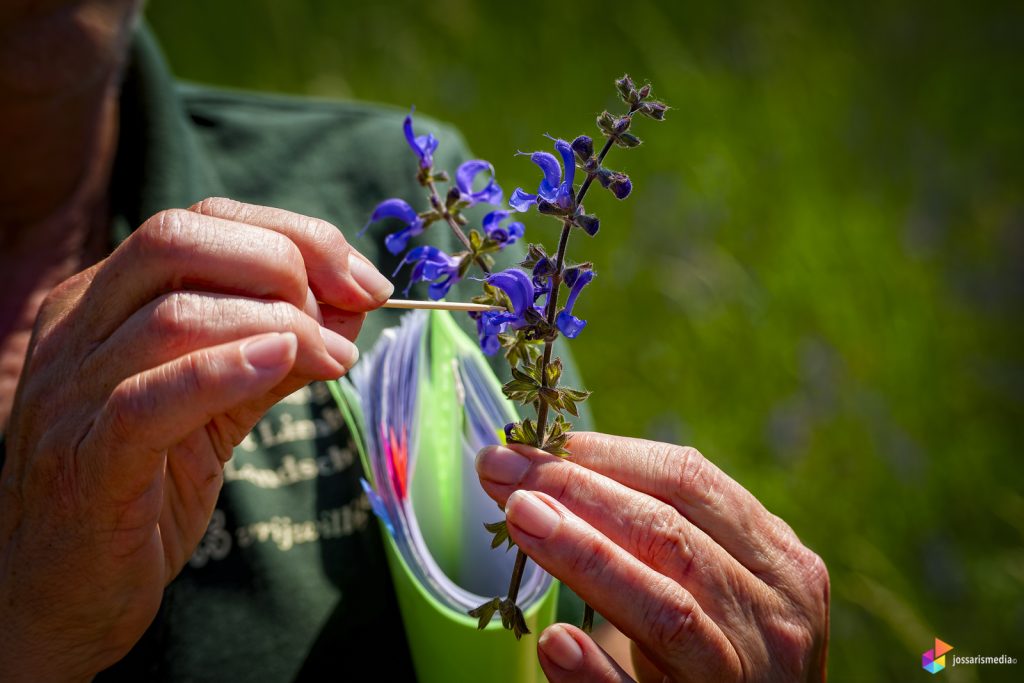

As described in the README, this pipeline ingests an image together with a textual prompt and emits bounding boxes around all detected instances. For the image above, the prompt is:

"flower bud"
[445,186,461,208]
[614,117,631,134]
[613,132,642,148]
[639,101,668,120]
[596,110,616,135]
[573,213,600,236]
[608,172,632,199]
[637,84,652,99]
[571,135,594,161]
[615,74,635,101]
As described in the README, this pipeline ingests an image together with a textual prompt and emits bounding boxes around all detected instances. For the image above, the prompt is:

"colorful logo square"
[922,638,954,674]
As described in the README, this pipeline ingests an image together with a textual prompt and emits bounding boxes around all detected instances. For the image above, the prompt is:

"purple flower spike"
[362,198,424,255]
[403,107,439,169]
[393,245,461,300]
[482,210,525,248]
[555,268,595,339]
[456,160,504,207]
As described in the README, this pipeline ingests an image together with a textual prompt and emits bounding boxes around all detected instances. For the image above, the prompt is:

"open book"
[329,310,558,683]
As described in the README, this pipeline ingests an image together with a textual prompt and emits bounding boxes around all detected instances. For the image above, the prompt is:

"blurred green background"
[147,0,1023,679]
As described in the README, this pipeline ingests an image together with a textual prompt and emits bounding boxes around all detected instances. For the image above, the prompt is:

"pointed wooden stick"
[381,298,504,312]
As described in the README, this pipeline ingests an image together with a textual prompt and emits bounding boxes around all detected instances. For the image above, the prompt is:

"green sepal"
[483,519,515,551]
[614,132,643,148]
[468,597,502,631]
[499,599,531,640]
[544,358,563,387]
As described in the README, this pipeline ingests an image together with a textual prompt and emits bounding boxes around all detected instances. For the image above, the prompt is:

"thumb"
[538,624,635,683]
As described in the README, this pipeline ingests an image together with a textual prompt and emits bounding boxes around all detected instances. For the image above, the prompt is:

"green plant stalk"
[504,117,633,635]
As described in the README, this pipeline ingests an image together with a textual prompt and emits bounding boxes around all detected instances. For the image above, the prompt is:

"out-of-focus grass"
[148,0,1024,678]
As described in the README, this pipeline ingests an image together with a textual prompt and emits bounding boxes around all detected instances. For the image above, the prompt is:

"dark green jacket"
[43,27,586,682]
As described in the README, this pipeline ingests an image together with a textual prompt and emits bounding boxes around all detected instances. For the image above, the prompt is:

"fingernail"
[476,446,531,485]
[320,326,359,368]
[348,252,394,302]
[243,332,296,371]
[507,490,560,539]
[539,625,583,671]
[304,287,324,324]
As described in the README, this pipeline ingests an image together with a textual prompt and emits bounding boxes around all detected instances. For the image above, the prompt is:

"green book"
[329,310,558,683]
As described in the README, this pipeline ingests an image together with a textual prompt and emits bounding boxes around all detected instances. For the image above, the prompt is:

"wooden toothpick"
[381,298,504,312]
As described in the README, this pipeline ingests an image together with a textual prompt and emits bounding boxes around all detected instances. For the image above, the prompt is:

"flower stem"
[425,177,491,274]
[502,109,634,632]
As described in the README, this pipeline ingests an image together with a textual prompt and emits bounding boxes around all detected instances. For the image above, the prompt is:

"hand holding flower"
[476,433,830,682]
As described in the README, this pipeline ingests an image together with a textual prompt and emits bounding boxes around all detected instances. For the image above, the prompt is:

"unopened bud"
[571,135,594,161]
[615,74,635,101]
[639,101,668,120]
[608,172,632,199]
[573,213,600,236]
[596,110,616,134]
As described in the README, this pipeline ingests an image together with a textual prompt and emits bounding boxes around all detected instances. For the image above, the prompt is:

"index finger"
[565,432,807,580]
[189,197,393,310]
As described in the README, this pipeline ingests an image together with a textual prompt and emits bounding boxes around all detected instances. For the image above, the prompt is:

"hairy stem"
[504,108,635,630]
[425,177,491,274]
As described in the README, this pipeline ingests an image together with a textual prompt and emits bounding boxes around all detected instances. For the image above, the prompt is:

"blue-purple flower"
[456,160,503,207]
[404,107,439,169]
[481,210,525,248]
[362,198,424,255]
[555,267,595,339]
[472,268,541,354]
[393,245,462,300]
[509,137,576,213]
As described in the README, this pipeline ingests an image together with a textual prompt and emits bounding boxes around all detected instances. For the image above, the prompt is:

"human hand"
[0,198,393,680]
[476,432,829,682]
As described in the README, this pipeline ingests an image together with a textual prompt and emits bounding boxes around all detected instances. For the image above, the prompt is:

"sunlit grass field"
[148,1,1024,679]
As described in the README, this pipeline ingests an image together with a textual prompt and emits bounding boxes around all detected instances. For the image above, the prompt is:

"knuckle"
[645,587,699,653]
[565,531,612,580]
[149,293,202,352]
[136,208,193,254]
[662,445,715,504]
[106,376,148,443]
[634,503,695,576]
[189,196,239,216]
[765,615,816,674]
[176,350,208,398]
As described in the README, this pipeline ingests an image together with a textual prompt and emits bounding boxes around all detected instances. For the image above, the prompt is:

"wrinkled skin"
[0,2,829,680]
[476,434,830,682]
[0,199,393,679]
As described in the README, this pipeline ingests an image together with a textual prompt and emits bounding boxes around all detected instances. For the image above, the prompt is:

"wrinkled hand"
[0,198,393,680]
[476,432,829,682]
